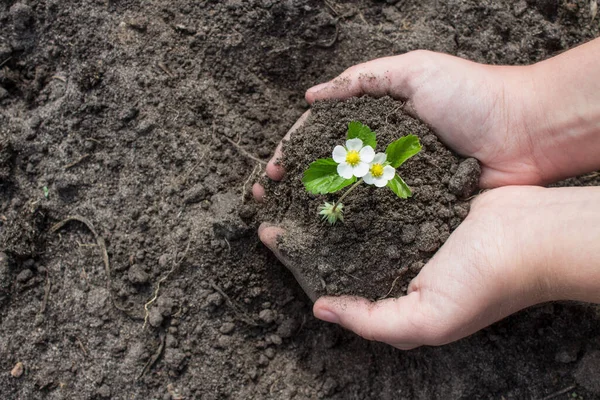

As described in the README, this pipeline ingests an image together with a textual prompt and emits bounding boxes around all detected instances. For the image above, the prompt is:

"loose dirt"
[1,1,599,399]
[261,96,480,300]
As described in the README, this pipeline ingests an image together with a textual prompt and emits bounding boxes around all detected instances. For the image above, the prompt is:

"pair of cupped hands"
[253,46,600,349]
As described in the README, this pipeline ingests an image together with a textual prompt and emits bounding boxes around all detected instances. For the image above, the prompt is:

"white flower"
[332,138,375,179]
[363,153,396,187]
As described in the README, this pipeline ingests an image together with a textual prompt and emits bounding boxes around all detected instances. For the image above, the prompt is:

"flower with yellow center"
[363,153,396,187]
[332,138,375,179]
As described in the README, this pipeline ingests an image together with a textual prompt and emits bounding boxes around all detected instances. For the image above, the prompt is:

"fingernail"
[307,82,329,93]
[314,307,339,324]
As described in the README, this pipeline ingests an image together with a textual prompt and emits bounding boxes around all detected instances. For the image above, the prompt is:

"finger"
[478,166,546,189]
[258,223,285,256]
[258,223,317,301]
[252,182,265,203]
[305,52,427,104]
[266,110,311,181]
[313,293,433,348]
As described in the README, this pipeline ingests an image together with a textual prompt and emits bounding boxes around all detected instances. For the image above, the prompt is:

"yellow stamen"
[370,164,384,178]
[345,150,360,166]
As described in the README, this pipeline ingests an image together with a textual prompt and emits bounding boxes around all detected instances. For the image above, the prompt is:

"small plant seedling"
[303,121,422,224]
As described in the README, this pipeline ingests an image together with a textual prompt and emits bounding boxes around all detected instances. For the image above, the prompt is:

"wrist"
[527,187,600,303]
[519,41,600,184]
[480,186,600,307]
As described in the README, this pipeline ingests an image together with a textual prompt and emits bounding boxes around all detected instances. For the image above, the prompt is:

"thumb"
[313,291,445,350]
[305,52,428,104]
[258,223,318,302]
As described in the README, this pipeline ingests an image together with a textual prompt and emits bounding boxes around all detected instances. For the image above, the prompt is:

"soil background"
[260,97,480,301]
[0,0,599,399]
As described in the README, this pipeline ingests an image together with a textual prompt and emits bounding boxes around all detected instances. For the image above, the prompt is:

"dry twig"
[137,332,166,380]
[64,154,90,170]
[241,163,261,202]
[539,385,577,400]
[50,216,141,318]
[223,136,267,165]
[143,241,191,330]
[76,336,88,357]
[316,24,339,48]
[209,280,260,326]
[157,61,174,78]
[0,57,12,68]
[39,270,51,314]
[378,275,403,300]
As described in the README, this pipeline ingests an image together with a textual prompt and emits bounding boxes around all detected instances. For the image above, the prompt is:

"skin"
[253,38,600,349]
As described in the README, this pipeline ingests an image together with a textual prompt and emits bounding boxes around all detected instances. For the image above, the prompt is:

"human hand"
[254,45,600,198]
[303,50,545,188]
[310,185,600,349]
[260,185,600,349]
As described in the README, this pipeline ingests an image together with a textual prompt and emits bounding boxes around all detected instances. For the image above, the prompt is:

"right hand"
[305,185,600,349]
[302,50,551,188]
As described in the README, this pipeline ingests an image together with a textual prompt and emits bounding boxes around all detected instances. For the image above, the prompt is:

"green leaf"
[387,175,412,199]
[347,121,377,149]
[385,135,422,168]
[303,158,356,195]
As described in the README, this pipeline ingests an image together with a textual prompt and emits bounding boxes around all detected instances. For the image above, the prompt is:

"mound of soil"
[261,97,480,300]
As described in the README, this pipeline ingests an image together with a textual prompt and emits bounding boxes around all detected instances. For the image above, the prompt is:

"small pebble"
[219,322,235,335]
[216,335,233,348]
[16,269,33,283]
[269,334,282,346]
[257,354,269,367]
[265,348,276,359]
[448,158,481,198]
[148,307,164,327]
[11,362,23,378]
[166,334,178,348]
[276,318,299,338]
[158,254,169,267]
[127,17,148,31]
[128,264,149,284]
[97,384,111,398]
[400,225,417,244]
[205,292,223,308]
[183,185,207,204]
[416,223,440,252]
[258,309,275,324]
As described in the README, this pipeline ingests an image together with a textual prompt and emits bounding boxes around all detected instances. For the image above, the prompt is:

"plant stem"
[332,178,363,212]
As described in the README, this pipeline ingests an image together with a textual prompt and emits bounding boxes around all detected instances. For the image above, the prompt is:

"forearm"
[525,38,600,183]
[532,186,600,303]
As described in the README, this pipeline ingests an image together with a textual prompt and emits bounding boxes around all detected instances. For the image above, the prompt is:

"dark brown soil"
[1,1,600,399]
[261,97,480,300]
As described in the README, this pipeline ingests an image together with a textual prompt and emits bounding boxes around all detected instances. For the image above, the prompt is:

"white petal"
[337,163,354,179]
[332,146,347,163]
[359,146,375,163]
[373,152,387,164]
[382,165,396,180]
[346,138,363,151]
[353,162,370,178]
[374,177,389,187]
[363,173,375,185]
